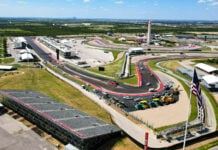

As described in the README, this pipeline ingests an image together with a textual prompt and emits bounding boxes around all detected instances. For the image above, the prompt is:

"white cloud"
[211,1,218,5]
[84,0,90,3]
[197,0,218,5]
[115,1,124,4]
[17,1,27,4]
[198,0,206,3]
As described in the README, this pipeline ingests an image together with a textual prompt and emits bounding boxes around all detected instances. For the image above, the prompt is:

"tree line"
[0,22,218,36]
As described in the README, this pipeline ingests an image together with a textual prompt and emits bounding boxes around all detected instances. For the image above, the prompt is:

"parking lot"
[35,37,114,68]
[0,113,56,150]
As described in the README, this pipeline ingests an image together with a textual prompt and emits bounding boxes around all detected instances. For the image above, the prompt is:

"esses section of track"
[26,37,164,95]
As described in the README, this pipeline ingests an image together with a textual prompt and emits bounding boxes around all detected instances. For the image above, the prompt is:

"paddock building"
[202,75,218,91]
[195,63,218,74]
[0,90,121,150]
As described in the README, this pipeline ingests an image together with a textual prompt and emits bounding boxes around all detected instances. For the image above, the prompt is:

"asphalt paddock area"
[0,114,56,150]
[95,88,177,112]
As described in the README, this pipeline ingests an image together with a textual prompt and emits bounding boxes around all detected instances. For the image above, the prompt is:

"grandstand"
[0,90,121,150]
[177,67,203,80]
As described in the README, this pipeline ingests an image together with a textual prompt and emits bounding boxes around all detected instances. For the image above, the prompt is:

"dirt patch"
[114,51,124,62]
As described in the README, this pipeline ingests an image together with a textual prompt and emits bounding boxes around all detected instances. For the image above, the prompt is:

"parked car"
[148,88,156,92]
[123,96,133,100]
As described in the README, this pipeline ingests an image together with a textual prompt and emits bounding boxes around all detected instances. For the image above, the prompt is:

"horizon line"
[0,17,218,22]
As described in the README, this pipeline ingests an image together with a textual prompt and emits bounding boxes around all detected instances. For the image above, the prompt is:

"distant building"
[14,37,27,49]
[20,53,34,61]
[162,34,174,38]
[177,67,203,80]
[195,63,218,74]
[82,23,92,26]
[176,34,195,39]
[128,47,145,55]
[197,35,218,40]
[118,37,126,41]
[136,36,147,43]
[0,65,16,71]
[107,29,113,36]
[38,37,76,58]
[202,75,218,91]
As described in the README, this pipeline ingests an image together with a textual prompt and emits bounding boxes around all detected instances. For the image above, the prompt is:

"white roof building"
[0,65,16,71]
[60,39,69,44]
[202,75,218,90]
[14,37,27,49]
[128,47,144,52]
[20,49,30,54]
[14,37,26,43]
[20,53,34,61]
[128,47,145,55]
[195,63,218,74]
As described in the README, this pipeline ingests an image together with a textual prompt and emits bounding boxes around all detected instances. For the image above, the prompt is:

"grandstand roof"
[0,90,120,139]
[195,63,218,73]
[202,75,218,84]
[177,67,203,80]
[39,37,72,53]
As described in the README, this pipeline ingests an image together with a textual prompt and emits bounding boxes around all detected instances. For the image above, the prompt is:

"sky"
[0,0,218,20]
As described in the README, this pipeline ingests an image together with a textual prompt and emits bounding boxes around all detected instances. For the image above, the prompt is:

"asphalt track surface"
[26,37,181,112]
[89,39,202,51]
[26,37,164,96]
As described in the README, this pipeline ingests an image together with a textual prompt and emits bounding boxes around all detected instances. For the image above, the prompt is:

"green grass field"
[88,55,125,78]
[0,37,6,57]
[0,68,111,123]
[196,140,218,150]
[111,50,121,60]
[0,37,15,62]
[119,63,138,85]
[88,55,138,85]
[0,28,25,32]
[0,58,15,63]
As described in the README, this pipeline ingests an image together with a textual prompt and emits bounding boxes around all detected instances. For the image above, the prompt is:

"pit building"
[0,90,121,150]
